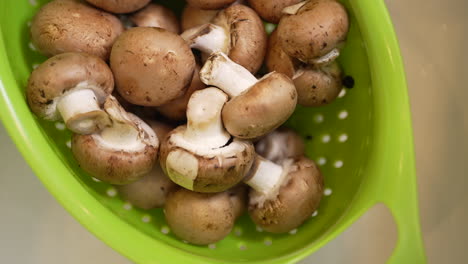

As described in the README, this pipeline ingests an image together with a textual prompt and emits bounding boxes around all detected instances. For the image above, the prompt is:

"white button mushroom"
[200,52,297,139]
[71,96,159,185]
[245,156,324,233]
[27,52,115,134]
[277,0,349,64]
[30,0,124,60]
[159,87,255,193]
[181,4,267,73]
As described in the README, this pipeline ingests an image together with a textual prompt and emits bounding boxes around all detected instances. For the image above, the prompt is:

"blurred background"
[1,0,467,263]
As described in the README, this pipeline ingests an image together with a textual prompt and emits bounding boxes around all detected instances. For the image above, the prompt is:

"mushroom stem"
[282,1,307,15]
[181,24,229,55]
[309,48,340,65]
[184,87,231,148]
[57,88,109,134]
[200,52,258,97]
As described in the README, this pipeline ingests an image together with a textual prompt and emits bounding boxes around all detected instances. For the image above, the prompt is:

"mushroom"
[164,188,236,245]
[181,5,219,31]
[72,95,159,184]
[84,0,150,14]
[27,52,114,134]
[266,29,344,107]
[246,155,324,233]
[30,0,124,60]
[276,0,349,64]
[246,0,302,23]
[116,120,175,209]
[129,3,180,33]
[186,0,237,10]
[156,64,206,121]
[255,127,305,163]
[228,184,248,219]
[110,27,196,107]
[200,52,297,139]
[181,4,266,73]
[159,87,255,193]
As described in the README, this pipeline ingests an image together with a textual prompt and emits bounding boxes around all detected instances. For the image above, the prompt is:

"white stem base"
[181,24,228,55]
[310,48,340,65]
[184,88,230,149]
[245,159,284,194]
[199,52,258,97]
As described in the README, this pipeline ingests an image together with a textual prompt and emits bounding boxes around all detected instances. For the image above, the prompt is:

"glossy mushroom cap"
[277,0,349,64]
[247,0,302,23]
[84,0,150,14]
[255,127,305,163]
[294,62,343,106]
[247,156,324,233]
[156,64,206,121]
[72,96,159,184]
[159,88,255,193]
[27,52,114,134]
[186,0,237,10]
[165,188,235,245]
[31,0,123,60]
[129,4,180,34]
[110,27,196,107]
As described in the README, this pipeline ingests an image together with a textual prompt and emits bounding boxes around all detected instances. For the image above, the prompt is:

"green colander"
[0,0,426,263]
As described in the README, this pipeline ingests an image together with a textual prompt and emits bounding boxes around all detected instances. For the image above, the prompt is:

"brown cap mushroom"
[293,62,343,106]
[72,95,159,184]
[181,4,266,73]
[129,3,180,34]
[186,0,237,10]
[110,27,196,107]
[164,188,236,245]
[30,0,124,60]
[84,0,150,14]
[200,52,297,139]
[181,5,219,31]
[255,127,305,163]
[227,184,248,219]
[159,88,255,193]
[266,29,344,107]
[247,0,302,23]
[155,64,206,121]
[277,0,349,64]
[246,156,324,233]
[27,52,114,134]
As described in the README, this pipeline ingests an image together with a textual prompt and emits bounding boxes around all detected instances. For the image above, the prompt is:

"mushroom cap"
[247,0,302,23]
[72,99,159,185]
[129,3,180,34]
[186,0,237,10]
[160,126,255,193]
[165,188,235,245]
[265,29,299,79]
[248,156,324,233]
[181,5,219,31]
[30,0,124,60]
[294,62,343,106]
[110,27,196,107]
[222,72,297,139]
[156,65,206,121]
[212,4,267,73]
[255,127,305,163]
[277,0,349,63]
[27,52,114,121]
[116,164,176,209]
[228,184,248,219]
[84,0,150,13]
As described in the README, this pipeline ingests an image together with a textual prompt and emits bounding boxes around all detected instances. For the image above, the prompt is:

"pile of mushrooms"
[25,0,350,245]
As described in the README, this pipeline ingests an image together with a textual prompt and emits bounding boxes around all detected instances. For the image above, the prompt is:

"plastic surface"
[0,0,426,263]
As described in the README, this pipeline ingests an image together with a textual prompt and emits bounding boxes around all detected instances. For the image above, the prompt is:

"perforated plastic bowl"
[0,0,426,263]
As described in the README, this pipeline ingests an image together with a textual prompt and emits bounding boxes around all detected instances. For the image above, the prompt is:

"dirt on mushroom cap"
[110,27,196,107]
[30,0,124,60]
[27,52,114,120]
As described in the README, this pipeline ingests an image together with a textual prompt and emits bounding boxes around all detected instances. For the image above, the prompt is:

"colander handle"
[381,181,427,263]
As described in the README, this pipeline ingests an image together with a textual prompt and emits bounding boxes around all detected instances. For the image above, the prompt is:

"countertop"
[1,0,467,263]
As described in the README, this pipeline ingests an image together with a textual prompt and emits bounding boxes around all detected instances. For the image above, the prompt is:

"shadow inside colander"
[1,0,375,262]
